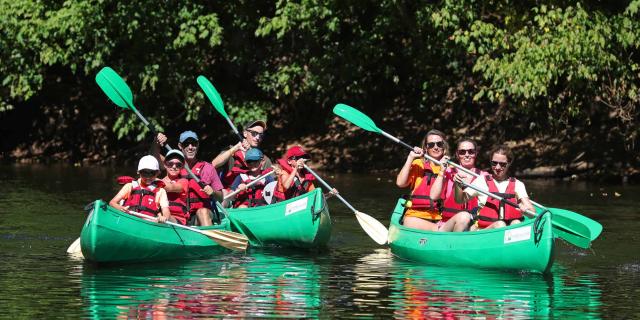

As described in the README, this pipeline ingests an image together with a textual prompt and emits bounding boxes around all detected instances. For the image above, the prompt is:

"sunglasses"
[246,159,262,165]
[182,139,198,147]
[490,160,509,167]
[139,170,158,177]
[165,161,183,169]
[246,129,265,138]
[289,155,310,161]
[426,141,444,149]
[457,149,476,156]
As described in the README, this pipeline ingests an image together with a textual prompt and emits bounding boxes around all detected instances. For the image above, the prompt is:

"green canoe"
[80,200,233,263]
[226,188,332,249]
[388,198,555,273]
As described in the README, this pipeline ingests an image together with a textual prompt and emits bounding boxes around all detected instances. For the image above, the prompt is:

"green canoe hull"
[227,188,332,249]
[388,198,555,273]
[80,200,231,263]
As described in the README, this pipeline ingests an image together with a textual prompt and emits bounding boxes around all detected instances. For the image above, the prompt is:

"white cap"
[137,155,159,171]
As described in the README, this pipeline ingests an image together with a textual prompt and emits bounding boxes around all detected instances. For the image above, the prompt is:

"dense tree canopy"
[1,0,638,179]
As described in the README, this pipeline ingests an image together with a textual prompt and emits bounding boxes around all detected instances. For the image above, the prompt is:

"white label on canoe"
[504,225,531,244]
[285,198,308,216]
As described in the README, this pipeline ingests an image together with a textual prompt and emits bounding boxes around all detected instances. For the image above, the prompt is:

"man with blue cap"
[211,119,273,188]
[227,148,275,208]
[154,130,224,226]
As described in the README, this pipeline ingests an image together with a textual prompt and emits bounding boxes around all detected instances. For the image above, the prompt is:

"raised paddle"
[332,103,598,245]
[303,164,389,245]
[445,162,602,241]
[197,75,243,141]
[127,210,248,251]
[94,66,249,250]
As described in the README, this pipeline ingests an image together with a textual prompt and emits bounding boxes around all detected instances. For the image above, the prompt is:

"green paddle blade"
[549,208,602,241]
[332,103,381,133]
[95,66,134,109]
[197,75,228,118]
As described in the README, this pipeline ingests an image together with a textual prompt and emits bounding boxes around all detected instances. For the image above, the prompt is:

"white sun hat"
[137,155,160,171]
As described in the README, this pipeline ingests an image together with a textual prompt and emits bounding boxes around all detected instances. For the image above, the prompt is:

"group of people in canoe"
[109,120,337,226]
[397,129,535,232]
[109,117,533,232]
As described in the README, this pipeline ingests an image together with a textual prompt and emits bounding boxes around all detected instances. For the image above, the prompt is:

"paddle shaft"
[224,170,275,200]
[303,164,357,213]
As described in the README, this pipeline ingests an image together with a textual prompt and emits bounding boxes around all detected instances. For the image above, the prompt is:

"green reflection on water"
[79,252,322,319]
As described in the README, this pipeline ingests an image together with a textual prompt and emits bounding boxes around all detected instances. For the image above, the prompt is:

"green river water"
[0,164,638,318]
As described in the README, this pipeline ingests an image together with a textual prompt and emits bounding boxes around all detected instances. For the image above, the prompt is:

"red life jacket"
[477,175,523,228]
[124,180,163,217]
[164,177,189,225]
[273,158,315,202]
[232,169,272,208]
[222,150,249,187]
[441,167,483,222]
[180,161,212,213]
[408,160,446,210]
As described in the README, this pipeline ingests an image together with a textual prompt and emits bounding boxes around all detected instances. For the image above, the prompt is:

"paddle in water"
[91,66,249,251]
[332,103,600,247]
[303,164,389,245]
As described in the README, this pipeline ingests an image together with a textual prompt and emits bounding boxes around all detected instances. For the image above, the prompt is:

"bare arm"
[109,183,132,212]
[429,157,449,200]
[211,142,243,168]
[396,147,423,188]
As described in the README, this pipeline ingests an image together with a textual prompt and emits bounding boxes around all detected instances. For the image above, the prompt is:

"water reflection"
[352,249,602,319]
[78,252,321,318]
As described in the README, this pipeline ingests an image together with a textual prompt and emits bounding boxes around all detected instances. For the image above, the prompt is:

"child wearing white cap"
[109,155,175,223]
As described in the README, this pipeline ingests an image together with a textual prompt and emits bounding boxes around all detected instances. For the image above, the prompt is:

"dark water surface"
[1,164,638,318]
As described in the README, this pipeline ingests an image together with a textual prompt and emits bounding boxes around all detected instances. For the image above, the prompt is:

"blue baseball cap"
[245,148,264,161]
[179,130,198,143]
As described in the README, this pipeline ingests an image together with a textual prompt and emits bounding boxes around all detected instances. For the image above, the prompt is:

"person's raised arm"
[211,142,245,168]
[396,146,423,188]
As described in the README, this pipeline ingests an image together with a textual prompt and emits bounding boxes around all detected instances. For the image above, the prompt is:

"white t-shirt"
[464,177,528,207]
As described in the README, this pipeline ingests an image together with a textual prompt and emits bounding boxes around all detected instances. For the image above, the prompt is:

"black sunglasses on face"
[246,129,265,138]
[165,161,184,169]
[182,140,198,147]
[426,141,444,149]
[289,155,310,161]
[491,160,509,167]
[457,149,476,156]
[246,159,261,165]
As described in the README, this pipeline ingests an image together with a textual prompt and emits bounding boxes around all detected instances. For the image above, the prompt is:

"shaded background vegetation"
[1,0,639,180]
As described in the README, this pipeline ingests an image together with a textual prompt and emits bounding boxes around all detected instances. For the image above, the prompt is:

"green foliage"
[1,0,638,169]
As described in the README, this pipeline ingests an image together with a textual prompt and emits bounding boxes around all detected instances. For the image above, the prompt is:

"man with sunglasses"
[396,130,472,232]
[109,155,175,224]
[453,144,534,230]
[177,131,224,226]
[212,120,273,188]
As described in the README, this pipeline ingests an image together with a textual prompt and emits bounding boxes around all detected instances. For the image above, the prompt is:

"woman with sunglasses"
[211,120,273,188]
[454,144,534,230]
[109,155,175,223]
[396,130,472,232]
[228,148,275,208]
[160,150,191,225]
[438,139,488,222]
